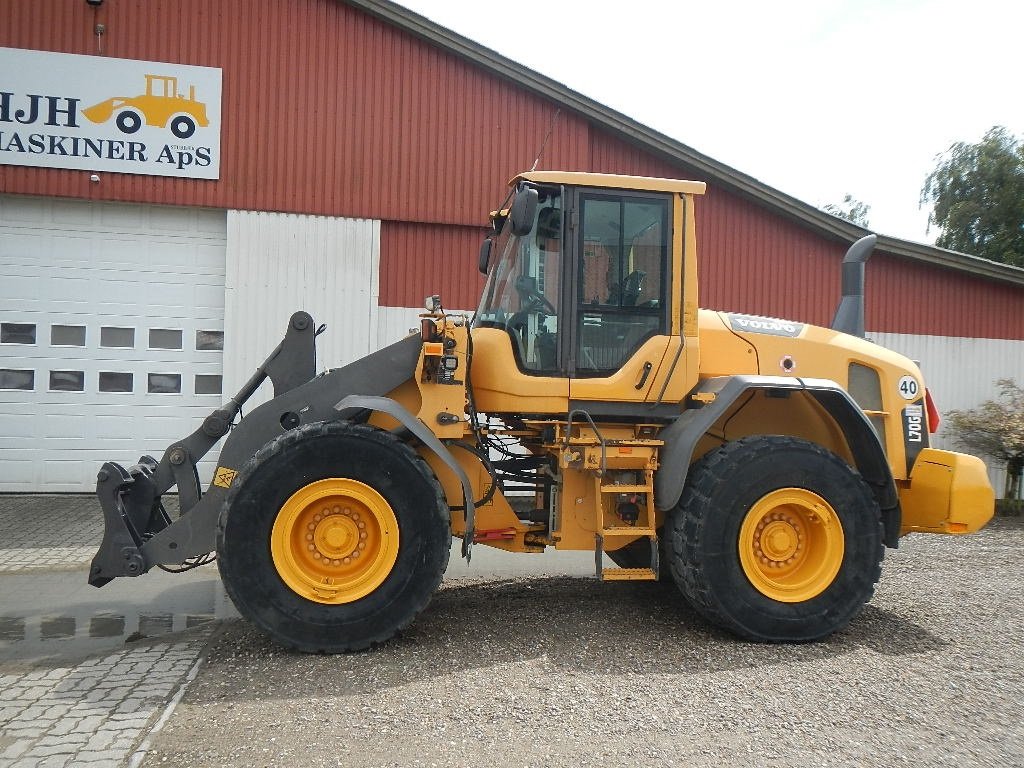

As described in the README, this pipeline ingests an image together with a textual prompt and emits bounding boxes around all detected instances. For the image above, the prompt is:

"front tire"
[217,421,451,652]
[668,436,883,642]
[170,115,196,139]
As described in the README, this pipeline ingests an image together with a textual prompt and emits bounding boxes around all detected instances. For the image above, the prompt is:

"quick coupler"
[88,457,170,587]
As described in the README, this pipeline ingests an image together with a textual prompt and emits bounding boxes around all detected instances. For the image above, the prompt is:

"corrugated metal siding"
[0,0,588,225]
[223,210,379,407]
[375,306,423,350]
[870,254,1024,339]
[587,125,693,179]
[871,331,1024,495]
[697,187,845,326]
[379,221,487,310]
[4,0,1024,339]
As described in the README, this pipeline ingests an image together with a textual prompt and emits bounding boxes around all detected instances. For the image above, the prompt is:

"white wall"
[871,331,1024,496]
[224,211,381,406]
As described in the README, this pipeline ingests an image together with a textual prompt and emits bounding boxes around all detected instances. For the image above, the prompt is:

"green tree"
[822,194,870,226]
[921,126,1024,266]
[945,379,1024,500]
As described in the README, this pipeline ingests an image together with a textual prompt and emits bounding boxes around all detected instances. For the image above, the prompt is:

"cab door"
[566,190,677,414]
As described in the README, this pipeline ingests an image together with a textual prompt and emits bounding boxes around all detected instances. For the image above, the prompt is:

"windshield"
[474,185,562,373]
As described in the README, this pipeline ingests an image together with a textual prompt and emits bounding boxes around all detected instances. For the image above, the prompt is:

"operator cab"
[475,174,681,388]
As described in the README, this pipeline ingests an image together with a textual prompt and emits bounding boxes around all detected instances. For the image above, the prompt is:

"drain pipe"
[830,234,876,338]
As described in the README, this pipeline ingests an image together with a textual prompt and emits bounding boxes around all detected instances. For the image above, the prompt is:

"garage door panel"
[43,414,88,440]
[0,195,226,491]
[0,233,49,258]
[86,265,223,292]
[0,412,34,438]
[0,455,36,491]
[55,200,97,226]
[42,460,90,486]
[26,275,93,305]
[196,211,228,233]
[100,239,212,272]
[50,234,99,262]
[0,451,219,492]
[0,197,46,223]
[141,414,186,441]
[2,274,224,318]
[95,415,135,440]
[0,361,224,392]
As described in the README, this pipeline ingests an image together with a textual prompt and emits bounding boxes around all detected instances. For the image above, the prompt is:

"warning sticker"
[213,466,238,488]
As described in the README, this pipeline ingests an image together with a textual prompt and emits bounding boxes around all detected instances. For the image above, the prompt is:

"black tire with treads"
[216,420,450,653]
[668,435,884,642]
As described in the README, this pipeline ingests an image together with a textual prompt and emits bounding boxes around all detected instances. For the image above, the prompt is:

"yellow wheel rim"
[271,478,399,604]
[738,488,844,603]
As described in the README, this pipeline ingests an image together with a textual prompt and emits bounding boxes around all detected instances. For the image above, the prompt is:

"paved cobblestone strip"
[0,639,206,768]
[0,494,103,574]
[0,548,99,573]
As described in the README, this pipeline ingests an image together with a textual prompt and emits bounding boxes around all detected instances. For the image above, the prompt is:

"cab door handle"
[634,361,653,390]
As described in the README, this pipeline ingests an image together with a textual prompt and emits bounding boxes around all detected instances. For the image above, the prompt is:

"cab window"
[474,187,562,373]
[576,193,670,374]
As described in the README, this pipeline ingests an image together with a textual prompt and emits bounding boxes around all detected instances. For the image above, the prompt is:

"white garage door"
[0,195,227,492]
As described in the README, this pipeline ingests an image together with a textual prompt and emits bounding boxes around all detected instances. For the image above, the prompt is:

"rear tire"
[668,436,883,642]
[217,420,451,652]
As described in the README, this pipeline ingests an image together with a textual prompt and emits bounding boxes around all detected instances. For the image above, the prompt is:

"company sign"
[0,47,221,179]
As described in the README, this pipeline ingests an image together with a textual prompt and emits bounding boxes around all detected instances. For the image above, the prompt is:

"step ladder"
[595,470,659,581]
[557,409,662,582]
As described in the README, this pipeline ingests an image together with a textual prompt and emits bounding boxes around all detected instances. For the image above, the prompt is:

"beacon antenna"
[529,109,561,172]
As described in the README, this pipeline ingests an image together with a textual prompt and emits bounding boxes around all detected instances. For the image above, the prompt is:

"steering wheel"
[513,275,556,315]
[522,289,556,316]
[618,270,646,307]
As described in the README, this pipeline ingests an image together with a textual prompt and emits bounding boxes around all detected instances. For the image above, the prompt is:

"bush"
[946,379,1023,501]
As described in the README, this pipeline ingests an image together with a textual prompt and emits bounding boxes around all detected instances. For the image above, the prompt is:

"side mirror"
[478,237,493,275]
[509,187,538,236]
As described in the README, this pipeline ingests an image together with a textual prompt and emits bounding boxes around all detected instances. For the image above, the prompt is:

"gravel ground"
[142,518,1024,768]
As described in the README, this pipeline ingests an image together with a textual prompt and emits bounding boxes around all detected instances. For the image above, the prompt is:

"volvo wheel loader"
[88,171,995,651]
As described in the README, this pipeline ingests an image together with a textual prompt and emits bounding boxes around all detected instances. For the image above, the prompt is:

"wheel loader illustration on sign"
[82,74,209,139]
[87,171,995,652]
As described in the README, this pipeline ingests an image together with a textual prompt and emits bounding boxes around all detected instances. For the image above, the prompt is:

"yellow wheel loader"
[82,74,209,139]
[88,172,994,651]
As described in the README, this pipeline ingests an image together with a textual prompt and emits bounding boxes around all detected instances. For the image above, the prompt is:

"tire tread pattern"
[669,435,884,642]
[217,420,450,653]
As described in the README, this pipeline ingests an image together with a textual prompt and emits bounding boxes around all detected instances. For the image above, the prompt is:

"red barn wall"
[3,0,1023,338]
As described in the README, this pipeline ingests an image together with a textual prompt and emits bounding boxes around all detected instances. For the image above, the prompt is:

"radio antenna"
[529,109,561,172]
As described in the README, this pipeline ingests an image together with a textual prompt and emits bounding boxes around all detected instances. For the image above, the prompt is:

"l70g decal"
[902,399,929,474]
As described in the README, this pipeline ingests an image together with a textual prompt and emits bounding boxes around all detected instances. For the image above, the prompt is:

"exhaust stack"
[830,234,876,338]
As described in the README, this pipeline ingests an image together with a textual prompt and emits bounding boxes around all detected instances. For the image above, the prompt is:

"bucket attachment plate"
[88,458,170,587]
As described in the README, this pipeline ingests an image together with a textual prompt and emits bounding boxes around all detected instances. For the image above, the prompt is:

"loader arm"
[89,313,421,586]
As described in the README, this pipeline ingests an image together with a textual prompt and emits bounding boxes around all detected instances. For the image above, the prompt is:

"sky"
[396,0,1024,245]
